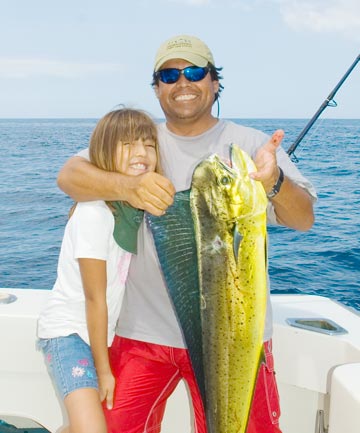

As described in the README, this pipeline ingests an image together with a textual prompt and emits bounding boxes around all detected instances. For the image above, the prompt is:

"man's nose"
[177,72,190,85]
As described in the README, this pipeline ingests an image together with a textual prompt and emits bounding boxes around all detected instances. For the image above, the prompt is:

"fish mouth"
[215,152,267,217]
[217,156,235,172]
[215,157,238,186]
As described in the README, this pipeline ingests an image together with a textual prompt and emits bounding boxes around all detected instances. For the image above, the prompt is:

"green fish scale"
[146,191,206,400]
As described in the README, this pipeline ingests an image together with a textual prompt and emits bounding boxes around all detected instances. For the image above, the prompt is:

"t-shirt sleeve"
[70,202,113,260]
[76,148,90,161]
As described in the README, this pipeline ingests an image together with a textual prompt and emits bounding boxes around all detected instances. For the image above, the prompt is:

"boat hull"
[1,288,360,433]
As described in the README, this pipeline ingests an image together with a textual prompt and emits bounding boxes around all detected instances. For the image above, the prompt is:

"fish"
[190,144,268,433]
[147,144,268,432]
[146,191,206,400]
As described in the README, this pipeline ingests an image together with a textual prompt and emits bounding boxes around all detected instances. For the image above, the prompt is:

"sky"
[0,0,359,119]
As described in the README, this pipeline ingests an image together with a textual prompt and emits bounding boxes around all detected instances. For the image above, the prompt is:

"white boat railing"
[1,289,360,433]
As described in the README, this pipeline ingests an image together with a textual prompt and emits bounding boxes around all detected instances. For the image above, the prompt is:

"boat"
[1,287,360,433]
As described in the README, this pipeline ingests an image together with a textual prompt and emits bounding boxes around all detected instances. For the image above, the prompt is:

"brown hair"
[89,108,161,174]
[69,108,161,217]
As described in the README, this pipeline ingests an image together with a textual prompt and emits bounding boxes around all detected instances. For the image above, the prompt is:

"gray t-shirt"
[115,120,316,347]
[78,119,316,347]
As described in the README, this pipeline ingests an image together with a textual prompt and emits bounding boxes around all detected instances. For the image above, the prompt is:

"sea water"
[0,118,359,311]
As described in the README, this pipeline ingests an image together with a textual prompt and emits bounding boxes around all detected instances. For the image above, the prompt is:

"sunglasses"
[155,66,209,84]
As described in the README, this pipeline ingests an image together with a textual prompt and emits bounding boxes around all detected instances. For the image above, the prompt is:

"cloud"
[170,0,210,5]
[165,0,251,7]
[0,58,124,79]
[185,0,210,4]
[276,0,360,41]
[167,0,360,40]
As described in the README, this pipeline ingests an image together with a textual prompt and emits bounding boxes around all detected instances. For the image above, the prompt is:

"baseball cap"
[154,35,215,72]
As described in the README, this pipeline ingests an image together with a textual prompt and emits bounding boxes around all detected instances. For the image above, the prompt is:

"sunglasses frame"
[155,66,210,84]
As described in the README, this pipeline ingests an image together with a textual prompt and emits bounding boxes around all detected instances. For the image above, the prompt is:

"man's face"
[154,59,219,125]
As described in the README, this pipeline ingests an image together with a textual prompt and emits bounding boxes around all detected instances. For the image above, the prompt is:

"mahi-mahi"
[190,143,268,433]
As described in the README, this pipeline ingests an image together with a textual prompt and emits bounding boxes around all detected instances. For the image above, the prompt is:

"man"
[58,35,316,433]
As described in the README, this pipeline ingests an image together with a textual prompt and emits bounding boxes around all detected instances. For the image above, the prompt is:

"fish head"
[191,145,267,222]
[229,144,268,219]
[191,153,244,223]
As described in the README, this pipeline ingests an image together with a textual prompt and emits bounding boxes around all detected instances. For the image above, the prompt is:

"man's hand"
[126,172,175,216]
[249,129,285,194]
[57,156,175,216]
[250,129,314,231]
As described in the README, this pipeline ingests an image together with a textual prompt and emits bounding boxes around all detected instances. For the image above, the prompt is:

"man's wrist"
[266,167,284,199]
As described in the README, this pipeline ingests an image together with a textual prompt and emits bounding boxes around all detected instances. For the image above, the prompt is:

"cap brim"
[154,52,209,71]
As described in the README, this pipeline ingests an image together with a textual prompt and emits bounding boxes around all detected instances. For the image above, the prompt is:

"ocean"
[0,118,359,311]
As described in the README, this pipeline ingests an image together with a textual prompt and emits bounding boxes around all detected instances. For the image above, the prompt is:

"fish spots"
[191,145,268,433]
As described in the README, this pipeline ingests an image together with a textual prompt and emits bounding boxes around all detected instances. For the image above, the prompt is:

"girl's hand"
[98,371,115,410]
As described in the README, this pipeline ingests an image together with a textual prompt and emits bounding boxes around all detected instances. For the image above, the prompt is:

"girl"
[37,108,160,433]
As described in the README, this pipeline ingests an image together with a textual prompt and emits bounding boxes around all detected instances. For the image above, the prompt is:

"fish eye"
[219,176,231,186]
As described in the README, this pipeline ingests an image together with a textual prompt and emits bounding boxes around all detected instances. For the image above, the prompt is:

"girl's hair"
[89,108,161,174]
[69,108,160,218]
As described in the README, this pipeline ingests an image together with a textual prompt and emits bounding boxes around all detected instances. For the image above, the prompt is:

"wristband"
[266,167,284,199]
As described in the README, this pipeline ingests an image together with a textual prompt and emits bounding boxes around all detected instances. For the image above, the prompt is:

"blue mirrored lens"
[157,67,208,84]
[183,67,207,82]
[158,69,181,83]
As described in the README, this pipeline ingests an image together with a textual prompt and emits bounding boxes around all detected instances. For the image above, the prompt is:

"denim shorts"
[38,333,99,399]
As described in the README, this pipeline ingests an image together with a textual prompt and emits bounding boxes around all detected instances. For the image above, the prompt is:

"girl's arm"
[79,257,115,410]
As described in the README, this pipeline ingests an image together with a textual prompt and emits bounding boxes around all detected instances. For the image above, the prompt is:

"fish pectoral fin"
[233,224,243,261]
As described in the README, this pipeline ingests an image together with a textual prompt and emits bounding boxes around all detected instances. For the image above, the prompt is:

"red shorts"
[104,337,282,433]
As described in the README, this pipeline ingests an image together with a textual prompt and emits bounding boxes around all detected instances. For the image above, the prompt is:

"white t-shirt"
[75,120,316,347]
[37,201,131,346]
[117,120,317,346]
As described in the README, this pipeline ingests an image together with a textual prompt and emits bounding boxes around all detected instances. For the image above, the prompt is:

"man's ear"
[153,85,160,99]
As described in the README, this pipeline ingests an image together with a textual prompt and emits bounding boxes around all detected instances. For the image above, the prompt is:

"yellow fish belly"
[190,144,268,433]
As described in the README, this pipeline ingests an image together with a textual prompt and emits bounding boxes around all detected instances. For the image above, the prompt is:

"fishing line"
[287,53,360,162]
[291,115,326,162]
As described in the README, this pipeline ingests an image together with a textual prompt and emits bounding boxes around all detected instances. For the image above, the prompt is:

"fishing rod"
[287,53,360,161]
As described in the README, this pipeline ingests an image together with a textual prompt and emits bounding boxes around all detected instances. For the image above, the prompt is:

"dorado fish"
[146,191,206,400]
[146,144,268,432]
[190,144,268,433]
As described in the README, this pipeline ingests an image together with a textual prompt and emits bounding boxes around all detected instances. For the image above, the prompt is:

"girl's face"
[116,138,157,176]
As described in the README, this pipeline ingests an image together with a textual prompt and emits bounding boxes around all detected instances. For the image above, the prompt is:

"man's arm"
[57,156,175,216]
[266,171,314,231]
[250,130,315,232]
